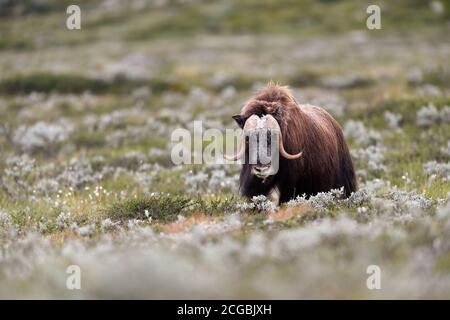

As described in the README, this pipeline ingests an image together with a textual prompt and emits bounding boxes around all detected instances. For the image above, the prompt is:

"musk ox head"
[224,113,302,181]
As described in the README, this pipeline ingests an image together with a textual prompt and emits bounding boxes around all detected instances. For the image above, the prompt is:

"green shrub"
[106,194,193,222]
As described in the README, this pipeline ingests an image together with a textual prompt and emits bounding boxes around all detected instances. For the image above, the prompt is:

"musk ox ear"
[232,114,245,128]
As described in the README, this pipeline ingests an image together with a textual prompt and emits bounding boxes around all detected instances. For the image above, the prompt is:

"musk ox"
[225,83,356,205]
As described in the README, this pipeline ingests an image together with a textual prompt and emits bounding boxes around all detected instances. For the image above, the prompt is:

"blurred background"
[1,0,449,94]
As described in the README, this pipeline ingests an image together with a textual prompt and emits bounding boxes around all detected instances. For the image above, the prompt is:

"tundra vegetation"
[0,0,450,298]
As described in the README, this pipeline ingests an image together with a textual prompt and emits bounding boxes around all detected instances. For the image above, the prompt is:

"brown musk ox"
[224,83,356,205]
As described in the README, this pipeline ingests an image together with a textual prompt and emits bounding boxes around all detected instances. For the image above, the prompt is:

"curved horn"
[265,115,303,160]
[223,115,259,161]
[279,134,303,159]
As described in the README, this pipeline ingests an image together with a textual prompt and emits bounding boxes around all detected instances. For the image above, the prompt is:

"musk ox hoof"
[268,187,280,207]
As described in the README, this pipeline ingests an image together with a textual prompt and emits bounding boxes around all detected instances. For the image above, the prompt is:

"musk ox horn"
[224,114,302,161]
[264,115,303,160]
[223,115,259,161]
[223,139,245,161]
[279,137,303,159]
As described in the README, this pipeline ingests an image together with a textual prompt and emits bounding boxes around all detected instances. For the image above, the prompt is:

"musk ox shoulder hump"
[242,83,298,115]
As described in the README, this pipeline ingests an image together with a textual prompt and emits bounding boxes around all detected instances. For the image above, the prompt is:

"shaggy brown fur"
[233,83,356,202]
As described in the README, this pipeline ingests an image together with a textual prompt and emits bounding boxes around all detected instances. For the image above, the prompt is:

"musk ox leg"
[338,140,357,197]
[268,187,280,207]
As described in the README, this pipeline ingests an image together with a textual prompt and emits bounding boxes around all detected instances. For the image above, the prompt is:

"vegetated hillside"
[0,0,450,298]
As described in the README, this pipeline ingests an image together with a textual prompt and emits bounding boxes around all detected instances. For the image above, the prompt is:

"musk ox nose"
[254,166,264,174]
[252,165,272,178]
